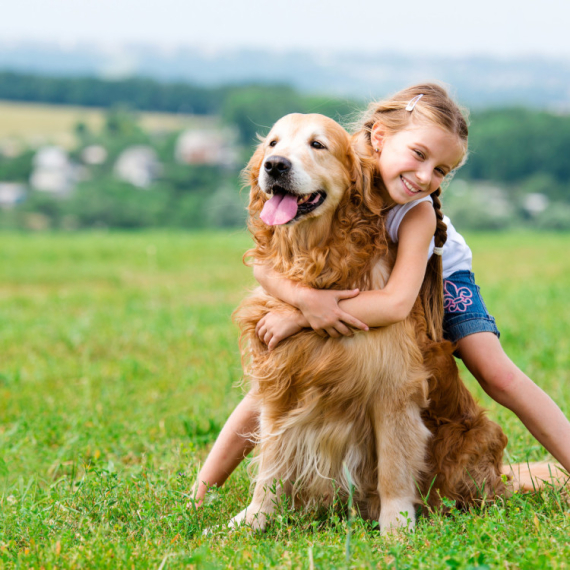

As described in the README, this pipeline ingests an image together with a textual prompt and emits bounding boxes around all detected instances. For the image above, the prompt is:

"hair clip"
[433,246,444,256]
[405,94,424,112]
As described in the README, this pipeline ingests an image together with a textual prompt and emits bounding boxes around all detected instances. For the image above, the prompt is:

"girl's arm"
[337,200,436,326]
[253,264,368,337]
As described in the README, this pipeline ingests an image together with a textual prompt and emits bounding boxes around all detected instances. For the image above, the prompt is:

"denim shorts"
[442,270,500,343]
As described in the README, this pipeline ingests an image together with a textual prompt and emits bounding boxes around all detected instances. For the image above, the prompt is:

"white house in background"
[0,183,26,208]
[81,145,108,165]
[523,193,549,216]
[114,146,161,188]
[30,146,77,197]
[175,129,239,168]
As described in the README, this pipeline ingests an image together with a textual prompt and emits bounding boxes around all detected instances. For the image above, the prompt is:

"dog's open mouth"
[260,187,326,226]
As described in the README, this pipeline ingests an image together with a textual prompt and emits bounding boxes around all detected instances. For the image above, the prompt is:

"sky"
[2,0,569,58]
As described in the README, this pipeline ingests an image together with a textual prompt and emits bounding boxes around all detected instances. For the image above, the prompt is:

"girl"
[192,84,570,504]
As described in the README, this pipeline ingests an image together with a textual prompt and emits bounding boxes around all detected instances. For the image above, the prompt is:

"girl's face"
[372,121,464,206]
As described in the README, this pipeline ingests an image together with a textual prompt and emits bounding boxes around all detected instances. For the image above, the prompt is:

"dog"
[230,113,508,534]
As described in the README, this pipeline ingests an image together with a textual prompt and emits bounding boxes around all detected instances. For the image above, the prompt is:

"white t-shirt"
[385,196,472,279]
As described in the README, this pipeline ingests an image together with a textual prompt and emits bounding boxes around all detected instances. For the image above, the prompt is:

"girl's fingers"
[334,322,353,337]
[326,328,340,338]
[264,331,273,345]
[333,290,369,331]
[255,316,266,336]
[339,312,368,331]
[335,288,360,300]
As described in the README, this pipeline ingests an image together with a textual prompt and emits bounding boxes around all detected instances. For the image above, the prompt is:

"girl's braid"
[431,187,448,249]
[419,187,447,342]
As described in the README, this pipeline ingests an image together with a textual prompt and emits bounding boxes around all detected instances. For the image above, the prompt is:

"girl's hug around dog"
[194,83,570,532]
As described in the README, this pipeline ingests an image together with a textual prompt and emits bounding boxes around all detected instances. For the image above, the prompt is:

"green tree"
[464,108,570,188]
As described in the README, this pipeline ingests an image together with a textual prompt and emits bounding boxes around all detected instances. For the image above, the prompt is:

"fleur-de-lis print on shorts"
[443,280,474,313]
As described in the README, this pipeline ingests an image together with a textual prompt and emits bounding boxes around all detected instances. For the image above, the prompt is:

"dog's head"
[247,113,365,228]
[245,113,386,289]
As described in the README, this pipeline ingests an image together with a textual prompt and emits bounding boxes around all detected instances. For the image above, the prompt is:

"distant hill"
[1,41,569,110]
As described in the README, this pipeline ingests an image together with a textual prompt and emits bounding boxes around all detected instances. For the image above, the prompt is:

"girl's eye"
[269,140,278,147]
[414,149,425,159]
[311,141,326,150]
[435,167,447,177]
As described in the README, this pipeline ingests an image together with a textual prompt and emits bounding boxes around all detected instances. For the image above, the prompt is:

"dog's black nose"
[264,156,292,178]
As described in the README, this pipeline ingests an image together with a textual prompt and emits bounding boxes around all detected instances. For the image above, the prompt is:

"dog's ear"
[348,144,364,204]
[347,135,382,215]
[326,134,387,289]
[350,135,382,213]
[243,140,267,217]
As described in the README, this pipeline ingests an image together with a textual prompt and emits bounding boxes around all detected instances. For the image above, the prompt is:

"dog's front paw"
[379,500,416,535]
[226,505,268,533]
[227,507,248,529]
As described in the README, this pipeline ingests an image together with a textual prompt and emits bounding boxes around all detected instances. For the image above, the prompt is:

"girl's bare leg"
[192,391,259,505]
[457,332,570,474]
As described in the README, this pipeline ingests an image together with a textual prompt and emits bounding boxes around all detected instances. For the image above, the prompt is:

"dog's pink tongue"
[260,193,298,225]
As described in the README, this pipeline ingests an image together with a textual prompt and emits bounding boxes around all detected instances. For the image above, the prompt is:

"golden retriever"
[231,113,509,533]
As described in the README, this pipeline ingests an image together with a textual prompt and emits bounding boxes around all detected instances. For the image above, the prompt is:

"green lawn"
[0,231,569,569]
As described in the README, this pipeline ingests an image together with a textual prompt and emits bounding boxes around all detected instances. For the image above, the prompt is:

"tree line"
[0,71,227,114]
[0,71,353,123]
[2,71,570,189]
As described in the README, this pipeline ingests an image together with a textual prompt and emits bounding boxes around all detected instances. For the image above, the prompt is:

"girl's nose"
[416,166,431,187]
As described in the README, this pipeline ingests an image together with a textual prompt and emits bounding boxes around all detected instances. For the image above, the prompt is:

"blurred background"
[1,0,569,232]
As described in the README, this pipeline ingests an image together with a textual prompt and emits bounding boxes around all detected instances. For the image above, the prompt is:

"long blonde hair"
[352,83,469,341]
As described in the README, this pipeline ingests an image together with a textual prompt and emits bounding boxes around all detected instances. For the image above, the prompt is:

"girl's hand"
[256,310,306,351]
[297,288,369,337]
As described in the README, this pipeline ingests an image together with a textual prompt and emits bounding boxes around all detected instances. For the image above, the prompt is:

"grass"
[0,100,217,148]
[0,230,569,569]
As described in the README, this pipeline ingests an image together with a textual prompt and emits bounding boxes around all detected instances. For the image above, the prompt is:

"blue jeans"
[442,270,500,343]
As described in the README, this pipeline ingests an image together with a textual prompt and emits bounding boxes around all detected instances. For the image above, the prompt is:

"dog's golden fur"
[231,113,508,533]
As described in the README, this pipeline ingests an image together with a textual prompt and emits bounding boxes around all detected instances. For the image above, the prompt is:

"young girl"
[192,84,570,504]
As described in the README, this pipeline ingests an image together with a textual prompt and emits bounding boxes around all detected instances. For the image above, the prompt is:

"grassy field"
[0,231,569,569]
[0,100,216,148]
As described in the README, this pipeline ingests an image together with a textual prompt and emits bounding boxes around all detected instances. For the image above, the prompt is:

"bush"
[535,203,570,231]
[443,181,515,231]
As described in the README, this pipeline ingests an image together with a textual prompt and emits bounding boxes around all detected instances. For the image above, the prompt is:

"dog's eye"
[311,141,326,150]
[268,140,278,147]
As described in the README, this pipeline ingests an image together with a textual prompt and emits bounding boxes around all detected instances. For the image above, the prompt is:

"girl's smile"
[400,175,424,196]
[372,122,465,206]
